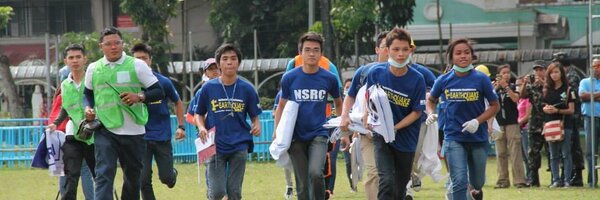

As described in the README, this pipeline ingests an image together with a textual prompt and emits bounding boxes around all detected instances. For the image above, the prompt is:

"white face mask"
[388,54,412,68]
[343,90,349,96]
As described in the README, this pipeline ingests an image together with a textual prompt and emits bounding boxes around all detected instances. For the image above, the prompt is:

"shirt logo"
[211,99,245,113]
[294,89,327,102]
[444,88,479,102]
[381,86,411,107]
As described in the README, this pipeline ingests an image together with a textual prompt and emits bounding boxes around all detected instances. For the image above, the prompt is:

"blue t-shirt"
[429,70,498,142]
[145,72,181,141]
[280,67,341,142]
[579,77,600,117]
[195,78,262,154]
[347,62,381,98]
[365,64,426,152]
[411,63,436,89]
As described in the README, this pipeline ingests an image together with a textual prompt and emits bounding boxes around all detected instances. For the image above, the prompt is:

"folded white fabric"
[46,130,66,176]
[269,101,299,168]
[367,85,395,143]
[350,136,363,187]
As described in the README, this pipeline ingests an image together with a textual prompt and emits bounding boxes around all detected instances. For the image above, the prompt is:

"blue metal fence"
[0,112,275,168]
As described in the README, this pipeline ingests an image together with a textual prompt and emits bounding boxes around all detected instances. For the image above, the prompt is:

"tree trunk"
[0,55,24,118]
[320,0,335,60]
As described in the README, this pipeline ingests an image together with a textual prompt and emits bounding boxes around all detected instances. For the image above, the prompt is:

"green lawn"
[1,157,599,199]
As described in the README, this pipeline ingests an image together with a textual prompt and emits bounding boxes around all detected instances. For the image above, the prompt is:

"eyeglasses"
[101,40,123,47]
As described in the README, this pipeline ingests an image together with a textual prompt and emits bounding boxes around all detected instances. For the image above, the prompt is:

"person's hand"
[340,136,351,152]
[175,127,186,141]
[47,123,56,132]
[362,112,369,129]
[543,105,557,114]
[85,107,96,121]
[425,114,438,125]
[251,120,261,136]
[340,114,351,132]
[534,75,544,86]
[461,119,480,134]
[198,127,208,144]
[120,92,141,106]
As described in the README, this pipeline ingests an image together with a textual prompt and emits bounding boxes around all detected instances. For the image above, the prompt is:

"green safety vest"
[61,76,94,145]
[91,56,148,129]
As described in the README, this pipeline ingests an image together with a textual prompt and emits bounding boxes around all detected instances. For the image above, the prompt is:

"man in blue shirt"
[187,58,221,125]
[131,43,185,200]
[579,58,600,187]
[194,43,262,200]
[274,32,343,200]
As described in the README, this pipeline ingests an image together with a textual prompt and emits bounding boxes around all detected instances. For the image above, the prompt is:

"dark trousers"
[94,128,146,200]
[141,140,176,200]
[528,130,545,171]
[62,136,96,200]
[373,134,414,200]
[570,116,585,171]
[325,139,353,193]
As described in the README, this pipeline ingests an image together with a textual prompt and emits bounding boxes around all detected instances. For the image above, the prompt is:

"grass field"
[1,157,599,200]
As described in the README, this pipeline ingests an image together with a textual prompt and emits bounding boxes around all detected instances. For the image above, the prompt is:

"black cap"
[552,52,568,62]
[532,60,546,69]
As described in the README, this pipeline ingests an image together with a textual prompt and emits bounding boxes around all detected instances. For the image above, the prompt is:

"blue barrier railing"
[0,111,276,168]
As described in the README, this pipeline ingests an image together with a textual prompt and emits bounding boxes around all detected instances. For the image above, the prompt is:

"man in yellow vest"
[47,44,95,200]
[83,27,165,200]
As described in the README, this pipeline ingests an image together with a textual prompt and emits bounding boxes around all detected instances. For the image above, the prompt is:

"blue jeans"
[585,117,600,186]
[444,140,488,200]
[288,136,328,200]
[549,128,572,184]
[206,150,247,200]
[373,134,414,200]
[141,140,176,200]
[60,159,94,200]
[520,128,531,182]
[94,128,146,200]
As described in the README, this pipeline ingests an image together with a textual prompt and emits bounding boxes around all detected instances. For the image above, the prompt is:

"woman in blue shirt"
[426,39,499,200]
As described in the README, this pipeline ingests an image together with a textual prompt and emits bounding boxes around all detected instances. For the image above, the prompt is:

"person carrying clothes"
[274,32,343,200]
[194,43,262,200]
[47,44,96,200]
[131,43,185,200]
[492,64,528,188]
[519,60,547,187]
[426,38,499,200]
[542,62,577,188]
[363,28,426,200]
[579,58,600,188]
[340,31,389,200]
[83,27,165,200]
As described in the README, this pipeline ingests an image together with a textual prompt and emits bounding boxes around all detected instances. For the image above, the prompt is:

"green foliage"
[377,0,416,29]
[120,0,179,75]
[259,97,275,110]
[58,32,141,65]
[0,6,13,29]
[208,0,308,58]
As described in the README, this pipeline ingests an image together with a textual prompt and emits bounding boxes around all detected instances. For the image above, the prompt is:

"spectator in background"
[516,76,532,184]
[492,64,527,188]
[187,58,221,125]
[579,58,600,187]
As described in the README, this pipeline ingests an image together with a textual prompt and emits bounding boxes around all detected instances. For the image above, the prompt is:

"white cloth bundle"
[269,101,299,169]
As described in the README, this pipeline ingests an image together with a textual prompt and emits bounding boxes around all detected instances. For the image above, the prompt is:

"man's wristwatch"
[178,125,185,131]
[138,93,145,102]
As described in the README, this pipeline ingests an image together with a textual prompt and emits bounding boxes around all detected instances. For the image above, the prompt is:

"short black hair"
[64,44,86,58]
[375,31,389,47]
[344,78,352,84]
[298,32,324,52]
[99,27,122,43]
[385,27,413,48]
[130,43,152,57]
[215,43,242,65]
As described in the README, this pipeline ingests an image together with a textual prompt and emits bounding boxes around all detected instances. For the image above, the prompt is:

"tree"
[377,0,416,29]
[331,0,377,67]
[208,0,308,58]
[0,6,22,118]
[120,0,179,75]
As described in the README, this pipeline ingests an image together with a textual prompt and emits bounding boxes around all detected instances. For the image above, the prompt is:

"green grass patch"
[0,157,599,199]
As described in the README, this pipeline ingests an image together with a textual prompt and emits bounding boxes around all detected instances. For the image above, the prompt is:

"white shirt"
[84,52,158,135]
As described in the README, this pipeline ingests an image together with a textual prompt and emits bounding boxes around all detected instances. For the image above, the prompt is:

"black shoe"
[494,182,509,189]
[405,194,414,200]
[470,189,483,200]
[167,168,178,188]
[570,170,584,187]
[528,170,540,187]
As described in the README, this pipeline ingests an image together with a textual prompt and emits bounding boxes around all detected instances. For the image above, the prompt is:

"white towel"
[367,85,395,143]
[269,101,299,168]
